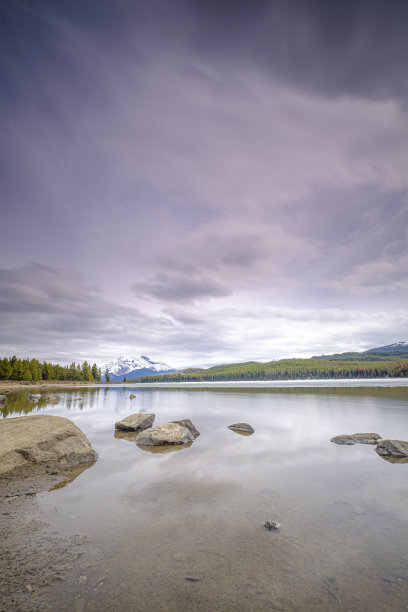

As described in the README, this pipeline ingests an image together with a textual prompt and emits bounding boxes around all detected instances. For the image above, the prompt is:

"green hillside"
[138,355,408,382]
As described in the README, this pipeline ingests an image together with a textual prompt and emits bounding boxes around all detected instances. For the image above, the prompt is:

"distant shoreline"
[2,377,408,390]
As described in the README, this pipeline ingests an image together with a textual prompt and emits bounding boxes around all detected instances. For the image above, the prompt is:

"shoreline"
[1,377,408,391]
[0,464,92,610]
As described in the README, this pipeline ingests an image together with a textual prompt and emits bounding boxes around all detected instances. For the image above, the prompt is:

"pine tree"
[29,359,41,381]
[22,361,32,381]
[68,362,79,380]
[12,359,25,380]
[0,358,12,379]
[91,363,100,382]
[81,361,93,382]
[41,362,54,380]
[54,365,66,380]
[105,368,110,383]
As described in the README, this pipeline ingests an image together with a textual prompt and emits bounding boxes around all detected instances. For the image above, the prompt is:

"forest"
[0,356,102,382]
[138,355,408,383]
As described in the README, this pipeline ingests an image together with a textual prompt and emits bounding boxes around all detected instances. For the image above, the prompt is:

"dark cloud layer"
[0,0,407,365]
[5,0,408,95]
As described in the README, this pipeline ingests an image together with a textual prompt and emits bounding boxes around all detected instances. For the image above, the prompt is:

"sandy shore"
[0,381,99,391]
[0,464,93,611]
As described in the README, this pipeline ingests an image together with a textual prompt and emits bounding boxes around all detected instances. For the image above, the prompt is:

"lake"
[3,381,408,611]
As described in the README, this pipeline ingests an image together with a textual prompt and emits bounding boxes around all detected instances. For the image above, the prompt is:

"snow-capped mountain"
[101,356,175,381]
[366,341,408,353]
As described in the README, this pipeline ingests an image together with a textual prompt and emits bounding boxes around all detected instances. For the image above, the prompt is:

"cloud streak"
[0,0,407,365]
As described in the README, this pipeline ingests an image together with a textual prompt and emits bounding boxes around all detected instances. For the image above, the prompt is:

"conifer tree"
[0,358,12,379]
[13,359,25,380]
[68,362,79,380]
[29,359,41,381]
[81,361,93,382]
[91,363,100,382]
[22,361,32,381]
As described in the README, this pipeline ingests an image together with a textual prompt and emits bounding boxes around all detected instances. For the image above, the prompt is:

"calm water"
[3,383,408,611]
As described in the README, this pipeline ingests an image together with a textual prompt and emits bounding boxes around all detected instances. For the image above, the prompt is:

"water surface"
[3,383,408,610]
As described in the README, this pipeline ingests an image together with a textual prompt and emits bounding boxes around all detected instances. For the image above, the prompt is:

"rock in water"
[26,394,41,402]
[376,439,408,458]
[0,415,97,475]
[0,395,6,404]
[136,423,194,447]
[115,413,155,432]
[264,520,281,531]
[46,394,60,404]
[228,423,255,434]
[170,419,200,438]
[129,393,136,399]
[330,433,381,445]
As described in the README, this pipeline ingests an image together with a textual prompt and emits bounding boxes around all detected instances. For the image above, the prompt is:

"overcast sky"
[1,0,407,367]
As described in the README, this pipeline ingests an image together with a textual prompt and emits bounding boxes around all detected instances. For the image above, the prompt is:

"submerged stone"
[136,423,194,447]
[46,395,60,404]
[264,520,281,531]
[115,413,155,432]
[375,439,408,458]
[26,394,41,403]
[228,422,255,434]
[330,433,381,445]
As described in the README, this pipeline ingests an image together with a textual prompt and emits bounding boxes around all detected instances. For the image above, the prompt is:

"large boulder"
[330,433,381,445]
[376,439,408,458]
[228,422,254,434]
[0,415,97,475]
[170,419,200,438]
[136,423,194,447]
[115,413,155,432]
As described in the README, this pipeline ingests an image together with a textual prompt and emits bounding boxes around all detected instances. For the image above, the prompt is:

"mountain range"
[100,342,408,382]
[101,356,175,381]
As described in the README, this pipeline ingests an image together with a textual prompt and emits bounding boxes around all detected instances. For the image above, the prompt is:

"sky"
[1,0,407,368]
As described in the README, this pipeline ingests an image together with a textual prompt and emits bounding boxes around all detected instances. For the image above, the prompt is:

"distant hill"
[139,342,408,382]
[314,341,408,361]
[365,341,408,355]
[101,356,175,381]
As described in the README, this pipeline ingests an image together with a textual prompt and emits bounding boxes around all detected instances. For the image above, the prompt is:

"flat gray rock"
[0,395,6,403]
[136,423,194,447]
[330,433,381,445]
[228,422,255,434]
[115,413,155,432]
[376,439,408,458]
[171,419,200,438]
[0,415,97,475]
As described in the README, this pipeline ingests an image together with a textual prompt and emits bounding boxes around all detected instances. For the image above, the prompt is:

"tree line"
[139,358,408,383]
[0,356,102,382]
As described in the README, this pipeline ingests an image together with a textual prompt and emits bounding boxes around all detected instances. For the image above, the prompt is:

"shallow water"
[3,384,408,610]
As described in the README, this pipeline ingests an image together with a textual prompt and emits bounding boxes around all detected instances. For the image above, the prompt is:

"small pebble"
[264,520,281,531]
